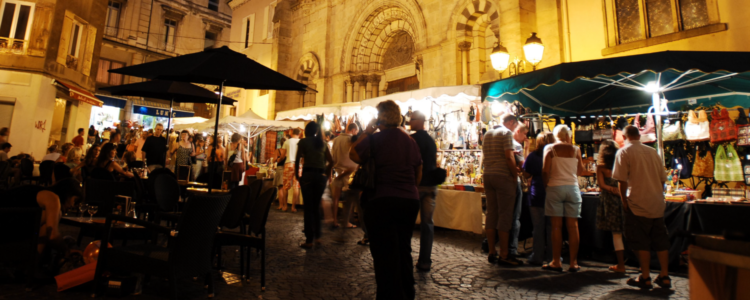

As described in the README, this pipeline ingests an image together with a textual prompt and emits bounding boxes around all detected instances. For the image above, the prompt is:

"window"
[204,31,216,49]
[0,0,34,54]
[57,11,97,76]
[164,19,176,52]
[386,76,419,95]
[264,2,276,39]
[68,22,83,58]
[612,0,716,45]
[241,14,254,49]
[208,0,219,11]
[104,1,120,36]
[96,59,124,85]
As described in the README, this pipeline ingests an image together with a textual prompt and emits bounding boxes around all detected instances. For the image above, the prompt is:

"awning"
[360,85,482,116]
[275,102,363,121]
[132,99,194,118]
[177,108,303,138]
[95,94,127,109]
[52,80,103,107]
[481,51,750,116]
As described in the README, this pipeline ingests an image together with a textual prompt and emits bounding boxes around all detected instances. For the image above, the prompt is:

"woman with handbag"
[227,133,248,189]
[349,100,423,300]
[295,122,333,249]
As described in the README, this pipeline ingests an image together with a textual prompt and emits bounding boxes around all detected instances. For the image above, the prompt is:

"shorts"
[282,162,299,190]
[332,168,354,190]
[484,174,518,232]
[544,185,582,218]
[624,210,670,252]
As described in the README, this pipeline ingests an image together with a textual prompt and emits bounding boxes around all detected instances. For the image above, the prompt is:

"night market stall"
[481,51,750,267]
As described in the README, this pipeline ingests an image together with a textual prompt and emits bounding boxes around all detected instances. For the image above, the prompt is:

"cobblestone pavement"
[1,208,689,299]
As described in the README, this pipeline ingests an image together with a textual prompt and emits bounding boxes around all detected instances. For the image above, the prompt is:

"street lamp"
[490,43,510,74]
[523,32,544,70]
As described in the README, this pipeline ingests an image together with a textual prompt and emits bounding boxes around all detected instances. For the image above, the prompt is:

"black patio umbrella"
[109,46,307,192]
[100,80,238,166]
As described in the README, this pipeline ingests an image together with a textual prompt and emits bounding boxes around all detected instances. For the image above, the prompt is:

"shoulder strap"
[551,145,558,158]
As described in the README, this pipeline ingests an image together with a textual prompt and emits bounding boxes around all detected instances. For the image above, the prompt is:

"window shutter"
[248,14,255,46]
[263,6,269,39]
[56,13,73,66]
[81,26,96,76]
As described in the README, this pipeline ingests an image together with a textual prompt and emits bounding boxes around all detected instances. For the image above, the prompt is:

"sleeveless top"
[175,143,192,166]
[229,143,243,164]
[547,145,579,187]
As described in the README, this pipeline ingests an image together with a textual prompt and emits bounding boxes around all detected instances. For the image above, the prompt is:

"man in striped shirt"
[482,113,523,266]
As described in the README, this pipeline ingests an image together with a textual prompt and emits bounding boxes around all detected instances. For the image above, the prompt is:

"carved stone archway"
[453,0,500,84]
[296,52,320,107]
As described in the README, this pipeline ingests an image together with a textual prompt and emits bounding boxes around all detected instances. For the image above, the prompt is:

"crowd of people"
[0,99,676,298]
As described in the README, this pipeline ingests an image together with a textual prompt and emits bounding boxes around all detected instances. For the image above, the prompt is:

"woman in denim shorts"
[541,125,585,273]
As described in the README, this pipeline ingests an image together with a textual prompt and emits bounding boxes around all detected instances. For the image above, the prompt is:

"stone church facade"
[227,0,747,118]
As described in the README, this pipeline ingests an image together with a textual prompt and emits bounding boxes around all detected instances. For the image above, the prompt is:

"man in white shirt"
[279,128,301,212]
[612,125,670,290]
[330,123,359,227]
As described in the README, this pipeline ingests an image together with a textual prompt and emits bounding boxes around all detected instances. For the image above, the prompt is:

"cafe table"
[178,180,209,188]
[186,187,231,194]
[61,216,151,246]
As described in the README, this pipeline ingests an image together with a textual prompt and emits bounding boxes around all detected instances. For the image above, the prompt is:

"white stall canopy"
[175,109,303,138]
[275,102,363,121]
[360,85,481,115]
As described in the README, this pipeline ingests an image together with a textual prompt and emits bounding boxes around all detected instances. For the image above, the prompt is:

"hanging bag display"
[692,145,714,178]
[662,113,686,142]
[635,113,656,144]
[714,144,744,182]
[671,143,693,179]
[736,108,750,146]
[685,110,711,141]
[710,108,738,143]
[574,118,593,144]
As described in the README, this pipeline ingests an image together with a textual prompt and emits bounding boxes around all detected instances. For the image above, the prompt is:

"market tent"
[172,117,209,126]
[175,109,303,138]
[361,85,482,116]
[275,102,363,121]
[481,51,750,116]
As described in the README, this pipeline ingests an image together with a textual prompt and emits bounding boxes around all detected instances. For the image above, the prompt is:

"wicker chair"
[93,193,231,299]
[214,188,277,290]
[151,171,181,225]
[213,185,252,275]
[0,207,41,290]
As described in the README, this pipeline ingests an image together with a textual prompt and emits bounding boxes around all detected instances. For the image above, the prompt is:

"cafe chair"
[38,160,55,186]
[151,171,182,226]
[240,180,264,228]
[93,193,231,299]
[0,207,41,291]
[212,185,252,275]
[53,162,73,182]
[213,188,277,291]
[176,165,191,182]
[19,159,38,185]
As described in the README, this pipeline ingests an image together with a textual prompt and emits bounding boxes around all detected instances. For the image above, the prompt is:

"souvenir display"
[736,108,750,146]
[714,144,744,182]
[709,108,738,143]
[692,147,714,178]
[685,110,711,141]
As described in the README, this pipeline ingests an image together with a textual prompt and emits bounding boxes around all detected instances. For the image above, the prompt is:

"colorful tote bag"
[635,113,656,144]
[709,108,738,143]
[736,108,750,146]
[692,148,714,178]
[685,110,711,141]
[714,144,744,182]
[662,120,685,142]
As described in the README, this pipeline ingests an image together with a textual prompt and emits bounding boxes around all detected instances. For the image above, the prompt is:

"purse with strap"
[710,108,738,143]
[635,113,657,144]
[350,135,376,190]
[692,146,714,178]
[736,108,750,146]
[662,118,686,142]
[714,144,744,182]
[685,110,711,141]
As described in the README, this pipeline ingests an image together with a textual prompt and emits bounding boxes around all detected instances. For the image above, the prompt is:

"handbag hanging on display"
[635,113,657,144]
[685,110,711,141]
[692,144,714,178]
[662,116,686,142]
[670,142,693,179]
[736,108,750,146]
[709,108,738,143]
[714,144,744,182]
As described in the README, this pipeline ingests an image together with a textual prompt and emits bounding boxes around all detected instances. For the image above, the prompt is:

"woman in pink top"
[542,125,585,273]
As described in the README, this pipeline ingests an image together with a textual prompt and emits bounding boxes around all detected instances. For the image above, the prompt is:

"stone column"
[352,80,360,102]
[366,75,380,99]
[345,79,353,103]
[357,75,367,102]
[458,41,472,85]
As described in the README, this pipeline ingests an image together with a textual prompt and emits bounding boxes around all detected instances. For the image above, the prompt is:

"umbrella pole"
[165,97,174,167]
[652,92,664,160]
[208,81,225,192]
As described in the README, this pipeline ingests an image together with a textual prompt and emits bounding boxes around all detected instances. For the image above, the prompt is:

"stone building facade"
[96,0,233,128]
[0,0,107,157]
[228,0,748,119]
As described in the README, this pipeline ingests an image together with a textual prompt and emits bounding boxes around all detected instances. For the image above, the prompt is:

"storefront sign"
[225,89,241,99]
[133,105,194,118]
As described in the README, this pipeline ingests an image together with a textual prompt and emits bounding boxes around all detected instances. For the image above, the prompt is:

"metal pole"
[653,92,664,161]
[208,81,225,192]
[165,97,174,166]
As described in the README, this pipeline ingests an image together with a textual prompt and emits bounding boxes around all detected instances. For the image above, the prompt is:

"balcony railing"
[0,37,28,55]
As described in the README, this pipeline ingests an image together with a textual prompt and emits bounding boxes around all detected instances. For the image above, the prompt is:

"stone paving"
[1,208,689,299]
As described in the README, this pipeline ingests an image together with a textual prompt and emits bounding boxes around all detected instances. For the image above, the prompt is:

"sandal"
[654,275,672,289]
[356,238,369,245]
[608,265,626,274]
[568,266,581,273]
[299,242,314,249]
[542,264,563,272]
[346,223,357,229]
[627,276,653,289]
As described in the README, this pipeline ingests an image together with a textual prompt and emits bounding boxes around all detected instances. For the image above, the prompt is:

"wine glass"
[79,203,88,218]
[88,205,98,222]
